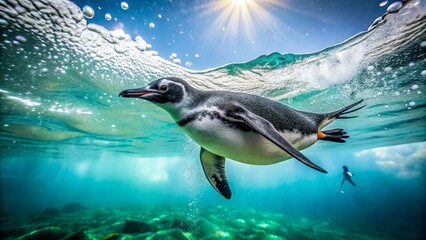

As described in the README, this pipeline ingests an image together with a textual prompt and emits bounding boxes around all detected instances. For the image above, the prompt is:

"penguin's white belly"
[183,118,317,165]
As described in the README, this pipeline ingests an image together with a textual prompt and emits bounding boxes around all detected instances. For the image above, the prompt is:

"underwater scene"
[0,0,425,239]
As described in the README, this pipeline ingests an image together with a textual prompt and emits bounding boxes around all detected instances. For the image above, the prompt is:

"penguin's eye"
[159,85,168,91]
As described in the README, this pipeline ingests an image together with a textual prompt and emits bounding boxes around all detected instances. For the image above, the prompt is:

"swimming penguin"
[341,165,356,187]
[119,77,365,199]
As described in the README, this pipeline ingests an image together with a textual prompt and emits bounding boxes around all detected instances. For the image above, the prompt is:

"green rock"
[151,228,187,240]
[64,231,91,240]
[149,218,172,232]
[102,233,120,240]
[132,232,155,240]
[237,229,267,240]
[0,227,26,239]
[192,219,219,239]
[122,220,151,234]
[62,203,84,213]
[17,226,63,240]
[171,219,194,232]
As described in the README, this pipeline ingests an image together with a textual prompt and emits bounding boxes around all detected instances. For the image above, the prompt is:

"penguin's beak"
[119,87,158,98]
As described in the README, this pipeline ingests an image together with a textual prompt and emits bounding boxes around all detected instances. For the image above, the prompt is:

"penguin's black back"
[197,90,321,134]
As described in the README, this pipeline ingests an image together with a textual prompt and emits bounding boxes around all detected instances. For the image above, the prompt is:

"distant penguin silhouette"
[341,165,356,187]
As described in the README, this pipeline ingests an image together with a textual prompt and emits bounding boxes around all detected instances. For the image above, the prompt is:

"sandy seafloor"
[1,203,419,240]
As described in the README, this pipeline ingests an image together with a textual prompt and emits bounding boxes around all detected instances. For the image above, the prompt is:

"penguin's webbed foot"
[319,128,349,143]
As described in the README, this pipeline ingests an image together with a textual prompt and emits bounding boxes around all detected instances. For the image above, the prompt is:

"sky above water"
[73,0,393,70]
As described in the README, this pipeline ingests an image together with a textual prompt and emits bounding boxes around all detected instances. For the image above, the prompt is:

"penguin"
[119,77,365,199]
[341,165,356,187]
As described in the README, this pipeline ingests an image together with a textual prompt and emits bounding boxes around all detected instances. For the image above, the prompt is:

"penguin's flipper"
[228,105,327,173]
[200,147,232,199]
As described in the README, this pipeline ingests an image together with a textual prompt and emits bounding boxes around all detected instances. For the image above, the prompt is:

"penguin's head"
[119,77,195,106]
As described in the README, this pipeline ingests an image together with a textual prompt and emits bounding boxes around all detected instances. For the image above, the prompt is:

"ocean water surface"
[0,0,425,239]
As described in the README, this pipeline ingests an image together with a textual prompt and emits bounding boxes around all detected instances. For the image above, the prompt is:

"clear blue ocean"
[0,0,425,239]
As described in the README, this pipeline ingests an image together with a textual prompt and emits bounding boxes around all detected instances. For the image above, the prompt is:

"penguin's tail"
[327,99,365,120]
[316,100,365,143]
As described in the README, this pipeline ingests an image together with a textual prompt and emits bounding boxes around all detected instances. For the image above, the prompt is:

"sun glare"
[232,0,252,5]
[202,0,287,44]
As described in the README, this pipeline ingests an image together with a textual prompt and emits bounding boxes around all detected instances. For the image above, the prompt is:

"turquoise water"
[1,0,425,239]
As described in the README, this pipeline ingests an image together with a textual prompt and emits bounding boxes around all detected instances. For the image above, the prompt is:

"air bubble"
[173,58,181,64]
[421,41,426,47]
[105,13,112,21]
[411,84,419,90]
[15,35,27,42]
[379,0,388,7]
[387,1,403,13]
[408,101,415,107]
[149,23,155,28]
[82,5,95,19]
[421,70,426,76]
[408,62,415,67]
[384,67,392,73]
[0,19,8,27]
[367,66,374,71]
[368,16,384,31]
[158,14,162,18]
[194,53,200,58]
[121,2,129,10]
